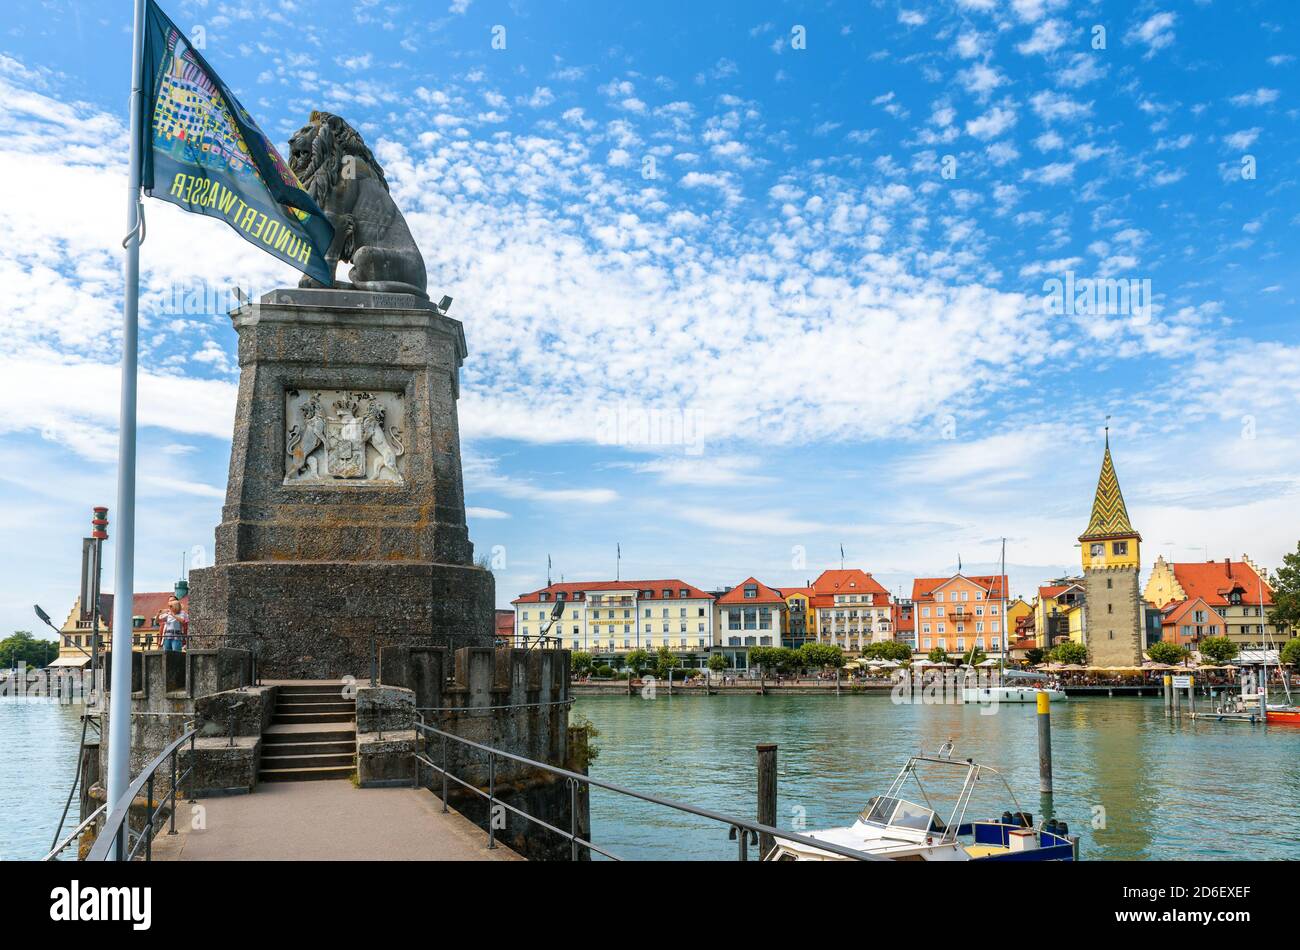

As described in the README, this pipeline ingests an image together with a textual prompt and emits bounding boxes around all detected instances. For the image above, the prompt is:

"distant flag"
[958,554,962,572]
[547,554,552,587]
[616,542,621,580]
[138,0,334,284]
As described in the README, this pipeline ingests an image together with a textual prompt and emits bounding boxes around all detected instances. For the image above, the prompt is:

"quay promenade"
[151,781,520,861]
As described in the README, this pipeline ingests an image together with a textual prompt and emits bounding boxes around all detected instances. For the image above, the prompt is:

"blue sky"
[1,0,1298,637]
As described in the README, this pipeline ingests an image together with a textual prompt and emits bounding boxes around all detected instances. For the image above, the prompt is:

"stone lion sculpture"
[289,111,428,298]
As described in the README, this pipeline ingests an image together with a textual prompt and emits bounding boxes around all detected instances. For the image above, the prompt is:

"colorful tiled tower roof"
[1079,432,1140,541]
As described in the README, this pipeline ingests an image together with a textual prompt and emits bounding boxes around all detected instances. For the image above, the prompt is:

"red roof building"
[911,573,1010,655]
[511,579,716,658]
[809,569,892,652]
[1145,555,1281,648]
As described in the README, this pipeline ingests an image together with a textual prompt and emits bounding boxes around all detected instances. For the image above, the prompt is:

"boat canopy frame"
[867,741,1031,845]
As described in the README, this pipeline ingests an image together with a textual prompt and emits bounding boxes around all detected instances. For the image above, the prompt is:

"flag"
[138,1,334,285]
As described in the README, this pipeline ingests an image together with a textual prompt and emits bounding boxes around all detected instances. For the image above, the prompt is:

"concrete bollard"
[1037,692,1053,795]
[757,743,777,860]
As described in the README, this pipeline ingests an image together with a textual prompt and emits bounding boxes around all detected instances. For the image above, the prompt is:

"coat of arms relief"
[285,390,406,484]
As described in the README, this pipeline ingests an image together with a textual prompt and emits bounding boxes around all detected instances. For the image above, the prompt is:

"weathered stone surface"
[190,561,494,680]
[357,729,416,788]
[194,685,274,739]
[182,737,260,796]
[356,684,415,733]
[188,289,497,678]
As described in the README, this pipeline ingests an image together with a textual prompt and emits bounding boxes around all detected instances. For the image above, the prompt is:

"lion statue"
[288,111,428,298]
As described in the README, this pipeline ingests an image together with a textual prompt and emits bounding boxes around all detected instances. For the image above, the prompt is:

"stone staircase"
[259,683,356,783]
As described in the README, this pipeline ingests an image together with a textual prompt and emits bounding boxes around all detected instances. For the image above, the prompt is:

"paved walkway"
[152,782,520,861]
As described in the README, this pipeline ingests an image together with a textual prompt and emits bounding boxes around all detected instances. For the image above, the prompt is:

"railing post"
[145,773,154,861]
[440,732,449,813]
[168,747,178,835]
[187,730,197,803]
[567,777,579,862]
[487,751,497,849]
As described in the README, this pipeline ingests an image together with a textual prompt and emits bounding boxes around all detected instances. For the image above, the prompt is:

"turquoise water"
[573,693,1300,860]
[4,693,1298,861]
[0,698,88,860]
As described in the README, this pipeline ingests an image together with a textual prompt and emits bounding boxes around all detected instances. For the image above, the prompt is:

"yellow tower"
[1078,430,1143,666]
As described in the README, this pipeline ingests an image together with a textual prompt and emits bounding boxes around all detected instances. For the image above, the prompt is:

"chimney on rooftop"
[1225,557,1232,577]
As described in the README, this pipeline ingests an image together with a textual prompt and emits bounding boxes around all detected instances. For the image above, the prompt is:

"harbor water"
[573,692,1300,861]
[0,697,87,860]
[3,692,1298,860]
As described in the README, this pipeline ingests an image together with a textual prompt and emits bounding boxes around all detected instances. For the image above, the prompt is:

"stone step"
[261,739,356,757]
[277,688,348,700]
[272,711,356,725]
[264,730,356,745]
[258,765,355,783]
[260,751,356,770]
[277,701,355,715]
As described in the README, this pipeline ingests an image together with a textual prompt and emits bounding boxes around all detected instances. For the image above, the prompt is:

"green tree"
[927,646,950,664]
[1279,638,1300,669]
[707,652,727,673]
[570,651,593,675]
[799,642,844,670]
[0,632,57,668]
[863,640,912,662]
[1197,636,1239,665]
[1146,640,1189,665]
[1024,647,1045,666]
[748,646,777,673]
[654,646,680,678]
[624,649,651,675]
[1048,640,1089,665]
[1269,542,1300,637]
[960,647,988,667]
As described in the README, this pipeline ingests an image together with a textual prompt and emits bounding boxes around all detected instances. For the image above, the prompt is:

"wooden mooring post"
[757,743,777,860]
[1163,674,1172,715]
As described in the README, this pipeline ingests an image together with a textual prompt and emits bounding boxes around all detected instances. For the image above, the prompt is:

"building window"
[1112,541,1128,556]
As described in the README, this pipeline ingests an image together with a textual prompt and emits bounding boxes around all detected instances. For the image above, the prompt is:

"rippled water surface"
[573,693,1300,860]
[0,698,88,860]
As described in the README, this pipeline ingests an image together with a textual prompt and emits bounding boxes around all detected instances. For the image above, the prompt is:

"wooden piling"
[1036,691,1053,795]
[1187,675,1195,716]
[757,743,777,860]
[1163,674,1172,715]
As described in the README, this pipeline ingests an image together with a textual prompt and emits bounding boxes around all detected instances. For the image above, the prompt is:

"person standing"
[160,598,188,652]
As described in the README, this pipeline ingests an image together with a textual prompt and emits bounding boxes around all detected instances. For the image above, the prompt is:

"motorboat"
[765,741,1078,862]
[961,668,1066,704]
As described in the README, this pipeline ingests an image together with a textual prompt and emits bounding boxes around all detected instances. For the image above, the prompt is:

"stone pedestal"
[189,288,496,679]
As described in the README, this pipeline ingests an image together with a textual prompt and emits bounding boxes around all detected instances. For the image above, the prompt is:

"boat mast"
[1000,537,1007,681]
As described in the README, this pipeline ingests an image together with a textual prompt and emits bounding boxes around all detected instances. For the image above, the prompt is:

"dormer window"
[744,585,757,599]
[539,593,549,602]
[1229,590,1243,605]
[679,588,689,597]
[662,589,672,598]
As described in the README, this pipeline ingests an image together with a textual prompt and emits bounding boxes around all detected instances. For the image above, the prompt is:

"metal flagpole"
[106,0,148,860]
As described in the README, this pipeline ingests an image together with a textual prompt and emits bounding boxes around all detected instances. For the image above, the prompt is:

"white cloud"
[1126,12,1177,58]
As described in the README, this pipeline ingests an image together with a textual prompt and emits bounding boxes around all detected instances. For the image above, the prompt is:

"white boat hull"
[961,686,1067,703]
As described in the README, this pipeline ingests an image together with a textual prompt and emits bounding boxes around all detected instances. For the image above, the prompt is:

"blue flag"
[138,0,334,285]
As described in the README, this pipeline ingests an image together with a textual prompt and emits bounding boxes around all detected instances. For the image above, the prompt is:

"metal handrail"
[86,724,198,861]
[413,719,882,861]
[42,803,107,861]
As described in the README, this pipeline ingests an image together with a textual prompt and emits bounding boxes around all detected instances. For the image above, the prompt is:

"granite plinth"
[189,561,495,680]
[189,288,496,679]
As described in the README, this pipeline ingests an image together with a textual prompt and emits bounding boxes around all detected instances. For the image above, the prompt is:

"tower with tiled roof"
[1078,430,1143,666]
